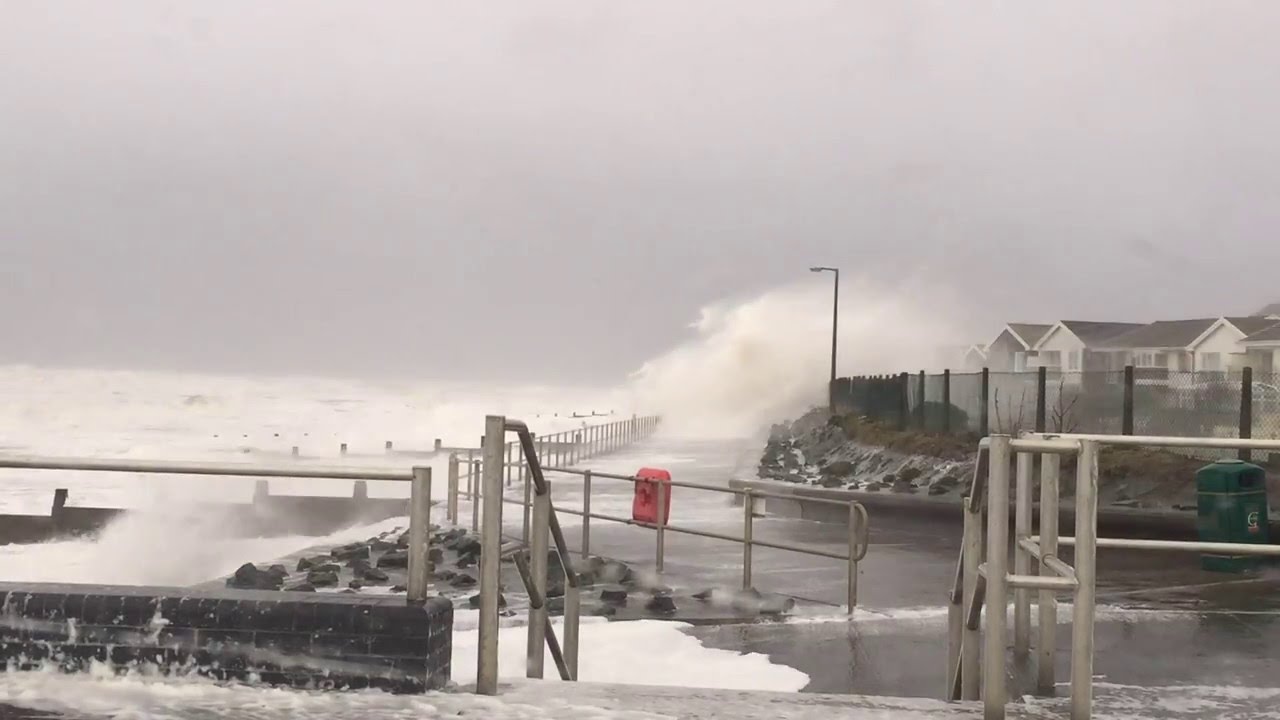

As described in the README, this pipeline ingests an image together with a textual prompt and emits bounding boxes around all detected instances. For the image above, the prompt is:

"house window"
[1201,352,1222,372]
[1041,350,1062,368]
[1014,351,1027,372]
[1154,353,1169,368]
[1068,350,1080,371]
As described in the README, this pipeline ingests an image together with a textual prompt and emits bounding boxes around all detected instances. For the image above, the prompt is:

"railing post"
[985,435,1012,720]
[916,370,927,429]
[522,438,534,545]
[655,475,667,573]
[1070,440,1099,720]
[961,498,982,701]
[565,569,580,681]
[1014,451,1033,659]
[506,441,514,488]
[846,501,859,612]
[407,466,432,603]
[582,470,593,557]
[573,432,582,465]
[742,489,754,590]
[528,480,550,679]
[471,460,481,533]
[447,454,459,524]
[1037,452,1061,696]
[476,416,506,696]
[466,449,475,499]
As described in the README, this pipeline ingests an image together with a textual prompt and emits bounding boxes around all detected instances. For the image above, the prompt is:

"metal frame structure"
[0,456,434,601]
[946,432,1280,720]
[457,432,870,617]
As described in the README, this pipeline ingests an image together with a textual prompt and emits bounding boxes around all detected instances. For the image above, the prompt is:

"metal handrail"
[949,431,1280,720]
[456,451,870,612]
[0,454,434,602]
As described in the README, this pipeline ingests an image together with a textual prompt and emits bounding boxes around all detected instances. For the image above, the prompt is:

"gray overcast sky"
[4,1,1280,382]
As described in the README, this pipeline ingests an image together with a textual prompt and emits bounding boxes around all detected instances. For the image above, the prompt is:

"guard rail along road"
[466,415,871,696]
[946,432,1280,720]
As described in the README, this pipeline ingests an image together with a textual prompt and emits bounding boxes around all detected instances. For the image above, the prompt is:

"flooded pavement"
[500,436,1280,706]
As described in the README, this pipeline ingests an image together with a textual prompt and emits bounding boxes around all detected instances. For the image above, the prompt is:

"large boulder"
[306,569,340,587]
[227,563,284,591]
[331,543,371,562]
[377,550,409,568]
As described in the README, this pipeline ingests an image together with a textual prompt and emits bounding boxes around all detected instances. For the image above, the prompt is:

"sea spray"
[627,279,972,439]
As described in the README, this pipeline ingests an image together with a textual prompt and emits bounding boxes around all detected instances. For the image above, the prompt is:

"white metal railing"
[454,425,870,616]
[448,415,660,533]
[946,433,1280,720]
[475,415,586,695]
[0,456,435,600]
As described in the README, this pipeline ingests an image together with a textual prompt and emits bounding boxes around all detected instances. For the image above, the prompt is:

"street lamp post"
[810,266,839,410]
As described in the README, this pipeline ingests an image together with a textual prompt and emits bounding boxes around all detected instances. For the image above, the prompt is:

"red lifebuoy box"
[632,467,672,524]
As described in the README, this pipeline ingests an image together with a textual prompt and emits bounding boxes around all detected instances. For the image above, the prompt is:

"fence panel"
[949,372,985,434]
[1253,371,1280,443]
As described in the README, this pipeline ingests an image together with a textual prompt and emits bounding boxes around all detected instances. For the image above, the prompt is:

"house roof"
[1243,322,1280,344]
[1099,319,1216,350]
[1227,316,1280,336]
[1005,323,1053,349]
[1045,321,1146,349]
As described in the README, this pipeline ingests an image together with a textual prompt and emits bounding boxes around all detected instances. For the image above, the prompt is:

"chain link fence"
[833,369,1279,460]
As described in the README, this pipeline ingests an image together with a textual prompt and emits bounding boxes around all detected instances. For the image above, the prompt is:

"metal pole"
[1070,440,1099,720]
[846,501,859,612]
[1037,452,1061,696]
[471,460,481,533]
[961,500,983,701]
[507,442,514,488]
[831,269,839,407]
[582,470,592,557]
[466,450,474,498]
[407,466,432,602]
[1014,452,1033,659]
[522,458,533,545]
[1036,367,1047,434]
[655,475,667,572]
[565,578,580,681]
[981,368,990,437]
[447,455,459,524]
[528,481,550,679]
[943,369,952,434]
[1241,367,1254,462]
[985,435,1012,719]
[1122,366,1135,435]
[742,490,754,590]
[476,416,506,696]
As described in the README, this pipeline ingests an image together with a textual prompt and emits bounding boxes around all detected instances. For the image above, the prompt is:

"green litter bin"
[1196,459,1269,572]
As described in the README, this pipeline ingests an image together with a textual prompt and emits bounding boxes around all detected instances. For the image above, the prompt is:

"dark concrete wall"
[0,582,451,692]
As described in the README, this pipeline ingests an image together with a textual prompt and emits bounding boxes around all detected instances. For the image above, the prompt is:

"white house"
[1242,323,1280,374]
[1078,316,1280,374]
[985,323,1052,372]
[962,344,988,371]
[1031,321,1145,372]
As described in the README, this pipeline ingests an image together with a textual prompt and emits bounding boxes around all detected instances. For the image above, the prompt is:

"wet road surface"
[494,437,1280,704]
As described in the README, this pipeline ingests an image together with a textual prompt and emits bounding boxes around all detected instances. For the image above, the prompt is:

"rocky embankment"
[760,408,1235,510]
[224,526,797,621]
